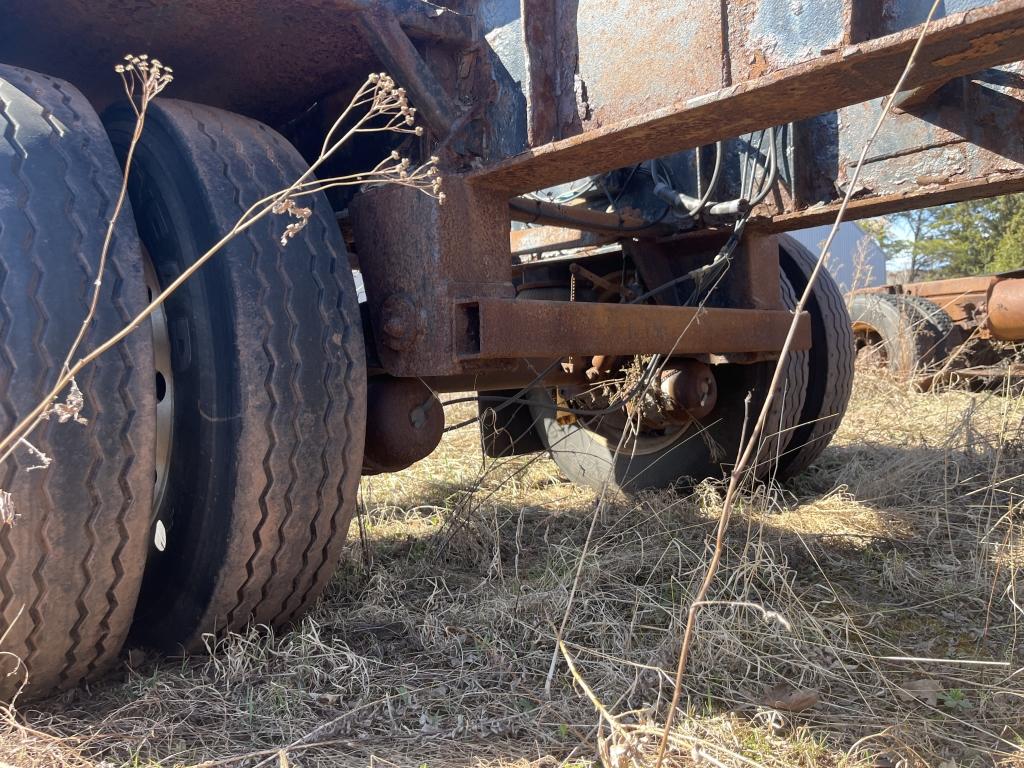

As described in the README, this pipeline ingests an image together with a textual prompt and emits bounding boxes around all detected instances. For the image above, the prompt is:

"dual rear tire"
[0,64,155,701]
[0,66,365,699]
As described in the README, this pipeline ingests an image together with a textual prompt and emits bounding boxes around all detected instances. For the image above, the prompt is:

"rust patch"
[933,28,1020,68]
[748,49,771,79]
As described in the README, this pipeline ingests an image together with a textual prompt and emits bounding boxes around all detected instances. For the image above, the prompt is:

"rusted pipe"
[985,278,1024,341]
[510,197,671,237]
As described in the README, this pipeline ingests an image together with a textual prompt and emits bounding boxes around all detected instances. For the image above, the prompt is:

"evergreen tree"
[864,193,1024,279]
[987,201,1024,273]
[860,208,945,281]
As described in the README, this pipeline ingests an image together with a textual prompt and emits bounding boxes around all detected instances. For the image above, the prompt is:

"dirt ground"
[1,369,1022,768]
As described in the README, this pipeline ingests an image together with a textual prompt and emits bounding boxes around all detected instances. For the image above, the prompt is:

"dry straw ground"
[1,366,1022,768]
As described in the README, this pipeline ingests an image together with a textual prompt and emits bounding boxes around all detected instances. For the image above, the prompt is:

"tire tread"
[0,64,154,698]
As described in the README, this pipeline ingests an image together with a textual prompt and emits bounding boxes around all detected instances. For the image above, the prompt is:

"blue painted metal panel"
[748,0,847,66]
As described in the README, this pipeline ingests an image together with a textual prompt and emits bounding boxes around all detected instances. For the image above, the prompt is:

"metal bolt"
[380,293,421,351]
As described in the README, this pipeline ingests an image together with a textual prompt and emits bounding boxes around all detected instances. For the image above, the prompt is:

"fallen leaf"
[761,684,819,712]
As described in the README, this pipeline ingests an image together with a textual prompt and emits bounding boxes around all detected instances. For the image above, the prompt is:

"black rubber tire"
[775,235,855,479]
[898,294,955,363]
[105,100,366,651]
[0,65,155,698]
[848,293,949,377]
[528,266,808,493]
[901,294,955,345]
[757,270,809,480]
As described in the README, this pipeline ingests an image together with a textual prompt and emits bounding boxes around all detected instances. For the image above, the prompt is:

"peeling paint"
[748,0,845,67]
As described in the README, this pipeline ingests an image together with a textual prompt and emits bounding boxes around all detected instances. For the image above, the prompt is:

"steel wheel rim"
[143,248,175,519]
[580,413,690,455]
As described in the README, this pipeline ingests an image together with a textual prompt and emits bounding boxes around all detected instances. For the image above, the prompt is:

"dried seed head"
[42,378,89,425]
[118,53,174,99]
[272,196,313,247]
[0,490,16,527]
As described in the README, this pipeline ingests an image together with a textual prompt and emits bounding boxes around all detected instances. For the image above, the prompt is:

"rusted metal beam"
[455,299,810,359]
[351,177,515,378]
[510,226,615,257]
[521,0,559,145]
[902,275,996,300]
[892,77,952,111]
[763,156,1024,232]
[337,0,473,44]
[356,3,460,137]
[423,359,587,393]
[729,234,783,310]
[470,1,1024,194]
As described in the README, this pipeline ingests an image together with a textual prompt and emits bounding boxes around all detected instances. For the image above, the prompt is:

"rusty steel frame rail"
[355,3,460,137]
[470,2,1024,196]
[510,226,616,258]
[762,176,1024,232]
[454,298,811,360]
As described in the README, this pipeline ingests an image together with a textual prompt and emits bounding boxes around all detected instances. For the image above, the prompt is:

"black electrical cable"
[700,126,778,214]
[741,129,766,202]
[747,126,778,207]
[625,216,748,305]
[691,140,724,214]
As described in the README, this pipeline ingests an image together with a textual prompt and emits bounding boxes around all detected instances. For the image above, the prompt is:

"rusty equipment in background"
[849,271,1024,381]
[6,0,1024,698]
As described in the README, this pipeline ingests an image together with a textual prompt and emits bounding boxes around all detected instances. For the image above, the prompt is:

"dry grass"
[1,368,1022,768]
